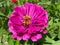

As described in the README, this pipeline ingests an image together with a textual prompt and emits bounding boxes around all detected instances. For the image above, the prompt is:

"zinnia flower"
[11,0,17,3]
[8,2,48,42]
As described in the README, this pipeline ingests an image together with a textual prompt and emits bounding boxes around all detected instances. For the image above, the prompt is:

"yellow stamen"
[23,15,31,19]
[23,15,31,25]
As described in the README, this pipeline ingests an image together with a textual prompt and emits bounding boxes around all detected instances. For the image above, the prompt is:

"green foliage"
[0,0,60,45]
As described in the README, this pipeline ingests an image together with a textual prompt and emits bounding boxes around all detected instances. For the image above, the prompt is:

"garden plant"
[0,0,60,45]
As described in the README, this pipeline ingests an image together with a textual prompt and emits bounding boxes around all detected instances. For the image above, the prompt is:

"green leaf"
[43,44,51,45]
[52,40,60,45]
[0,36,2,45]
[8,35,14,45]
[57,3,60,10]
[0,12,4,16]
[45,36,55,43]
[2,35,8,45]
[15,40,20,45]
[58,26,60,39]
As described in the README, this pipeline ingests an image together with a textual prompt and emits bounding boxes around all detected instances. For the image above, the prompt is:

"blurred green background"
[0,0,60,45]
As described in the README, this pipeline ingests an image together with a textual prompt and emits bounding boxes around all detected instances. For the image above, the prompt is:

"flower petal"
[42,30,47,34]
[24,2,30,15]
[36,34,42,40]
[31,36,37,42]
[14,6,26,16]
[9,15,23,25]
[17,36,22,40]
[23,34,30,40]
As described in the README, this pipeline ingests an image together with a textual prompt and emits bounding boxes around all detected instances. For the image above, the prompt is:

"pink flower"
[8,2,48,42]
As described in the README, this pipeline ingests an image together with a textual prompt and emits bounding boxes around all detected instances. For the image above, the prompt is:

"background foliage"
[0,0,60,45]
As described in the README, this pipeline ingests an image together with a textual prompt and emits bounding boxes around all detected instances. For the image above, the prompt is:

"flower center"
[23,15,31,25]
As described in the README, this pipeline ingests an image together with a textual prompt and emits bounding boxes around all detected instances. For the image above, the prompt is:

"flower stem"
[18,0,20,5]
[32,42,34,45]
[24,41,28,45]
[26,0,28,2]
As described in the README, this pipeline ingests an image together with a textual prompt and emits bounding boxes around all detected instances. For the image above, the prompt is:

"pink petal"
[9,26,16,34]
[40,30,43,32]
[32,5,44,19]
[8,20,13,27]
[14,6,26,15]
[28,4,35,19]
[31,34,42,42]
[43,30,47,34]
[28,24,40,34]
[36,34,42,40]
[31,36,37,42]
[9,15,23,25]
[24,2,30,15]
[12,34,17,38]
[13,25,26,33]
[23,34,30,41]
[17,36,22,40]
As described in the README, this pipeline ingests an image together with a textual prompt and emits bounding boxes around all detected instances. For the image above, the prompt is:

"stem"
[26,0,28,2]
[18,0,20,5]
[24,41,28,45]
[32,42,34,45]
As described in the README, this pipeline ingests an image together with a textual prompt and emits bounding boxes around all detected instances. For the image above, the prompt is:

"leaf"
[48,18,53,25]
[52,40,60,45]
[58,26,60,39]
[15,40,20,45]
[45,36,55,43]
[6,0,10,7]
[43,44,51,45]
[0,35,2,45]
[8,35,14,45]
[0,12,4,16]
[2,35,8,45]
[57,3,60,10]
